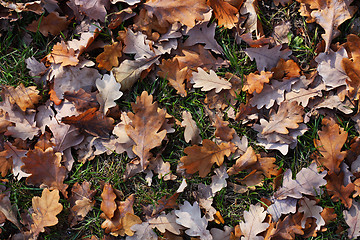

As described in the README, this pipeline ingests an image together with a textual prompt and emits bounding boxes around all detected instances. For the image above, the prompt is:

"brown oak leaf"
[63,88,99,113]
[125,91,167,170]
[191,67,232,93]
[214,114,235,142]
[26,12,69,37]
[271,59,301,80]
[46,41,79,66]
[243,71,272,94]
[314,117,347,174]
[62,108,114,138]
[2,83,41,111]
[21,147,68,197]
[180,139,236,177]
[96,42,123,71]
[30,189,63,238]
[207,0,239,29]
[181,111,201,145]
[158,58,188,97]
[144,0,209,28]
[326,172,355,208]
[342,34,360,100]
[271,212,304,239]
[101,183,117,219]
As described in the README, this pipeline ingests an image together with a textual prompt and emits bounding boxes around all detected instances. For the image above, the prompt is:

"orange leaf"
[181,139,236,177]
[271,59,301,80]
[46,41,79,66]
[207,0,239,29]
[314,118,347,174]
[100,183,117,219]
[326,172,355,208]
[26,12,69,37]
[158,59,188,97]
[3,83,41,111]
[62,108,114,138]
[96,42,123,71]
[243,71,272,94]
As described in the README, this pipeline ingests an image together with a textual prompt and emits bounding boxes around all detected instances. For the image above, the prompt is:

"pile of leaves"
[1,0,360,239]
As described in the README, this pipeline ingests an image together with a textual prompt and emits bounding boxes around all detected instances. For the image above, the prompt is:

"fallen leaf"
[274,162,327,200]
[314,117,347,174]
[227,146,257,176]
[21,147,68,197]
[181,139,236,177]
[0,191,20,229]
[128,222,157,240]
[96,72,123,115]
[96,42,123,71]
[342,34,360,100]
[2,83,41,111]
[271,212,304,239]
[239,204,269,240]
[267,197,297,222]
[244,44,291,72]
[181,111,201,144]
[191,67,232,93]
[71,0,109,21]
[326,172,354,208]
[46,41,79,66]
[26,12,69,37]
[207,0,239,29]
[242,71,272,94]
[62,108,114,138]
[175,201,212,239]
[298,197,325,231]
[149,211,184,235]
[344,200,360,239]
[214,114,235,142]
[125,91,167,170]
[63,88,99,113]
[158,58,188,97]
[30,188,63,237]
[144,0,209,28]
[271,59,300,80]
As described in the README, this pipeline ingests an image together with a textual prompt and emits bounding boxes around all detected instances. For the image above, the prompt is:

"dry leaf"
[214,114,235,142]
[96,42,123,71]
[30,188,63,237]
[314,117,347,174]
[125,91,167,170]
[342,34,360,100]
[207,0,239,29]
[180,139,236,177]
[3,83,41,111]
[22,147,68,197]
[298,197,325,231]
[144,0,209,28]
[181,111,201,144]
[271,212,304,239]
[243,71,272,94]
[96,72,123,115]
[149,211,184,235]
[46,41,79,66]
[271,59,300,80]
[325,172,354,208]
[227,146,258,175]
[158,58,188,97]
[26,12,69,37]
[63,88,99,113]
[239,204,269,240]
[191,67,232,93]
[344,200,360,239]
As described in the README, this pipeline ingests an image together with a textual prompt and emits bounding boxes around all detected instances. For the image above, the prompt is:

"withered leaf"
[46,41,79,66]
[326,172,354,208]
[125,91,167,170]
[123,29,155,60]
[180,139,236,177]
[207,0,239,29]
[214,114,235,142]
[181,111,201,144]
[71,0,109,21]
[314,117,347,174]
[63,88,99,113]
[298,197,325,231]
[96,42,122,71]
[21,147,68,197]
[101,183,117,219]
[62,108,114,138]
[26,12,69,37]
[191,67,232,93]
[239,204,269,240]
[227,146,257,176]
[96,72,123,115]
[149,211,184,235]
[261,101,304,135]
[243,71,272,94]
[30,189,63,237]
[3,83,41,111]
[344,200,360,239]
[275,162,327,200]
[144,0,209,28]
[158,58,188,97]
[271,59,300,80]
[342,34,360,100]
[272,212,304,239]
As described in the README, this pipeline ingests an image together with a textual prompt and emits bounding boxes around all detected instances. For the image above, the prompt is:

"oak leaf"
[3,83,41,111]
[96,72,123,115]
[158,59,188,97]
[112,56,160,91]
[184,21,223,54]
[63,88,99,113]
[181,111,201,144]
[342,34,360,100]
[30,188,63,237]
[242,71,272,94]
[180,139,236,177]
[96,42,122,71]
[271,59,300,80]
[46,41,79,66]
[239,204,269,240]
[149,211,184,235]
[123,29,155,60]
[298,197,325,231]
[3,141,28,180]
[71,0,109,21]
[175,201,212,239]
[21,147,68,197]
[0,149,12,177]
[261,101,304,135]
[274,162,327,200]
[62,108,114,138]
[125,91,167,170]
[325,172,354,208]
[127,222,158,240]
[191,67,232,93]
[227,146,257,175]
[26,12,69,37]
[344,200,360,239]
[310,0,357,53]
[244,44,291,72]
[214,114,235,142]
[267,197,297,222]
[207,0,239,29]
[271,212,304,239]
[101,183,117,219]
[144,0,209,28]
[314,117,347,174]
